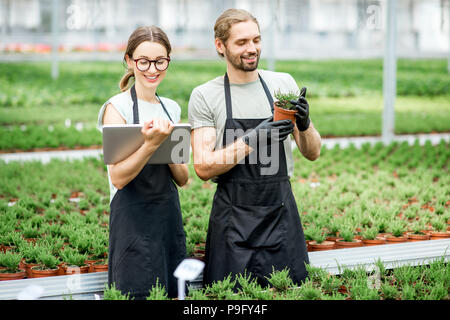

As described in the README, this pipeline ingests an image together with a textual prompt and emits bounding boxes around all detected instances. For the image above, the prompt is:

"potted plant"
[0,251,26,281]
[60,248,89,274]
[335,226,363,249]
[88,238,108,272]
[30,251,61,278]
[325,221,343,243]
[385,220,408,243]
[406,220,430,242]
[361,227,387,246]
[273,89,299,124]
[308,227,335,251]
[18,241,41,278]
[93,257,108,272]
[429,218,450,240]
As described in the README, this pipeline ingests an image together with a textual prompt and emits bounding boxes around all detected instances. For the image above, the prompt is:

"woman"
[97,26,188,299]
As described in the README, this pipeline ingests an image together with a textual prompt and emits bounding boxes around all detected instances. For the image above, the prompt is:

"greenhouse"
[0,0,449,305]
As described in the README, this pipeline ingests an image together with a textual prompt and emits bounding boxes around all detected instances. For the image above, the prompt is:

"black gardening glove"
[290,87,310,132]
[242,116,294,146]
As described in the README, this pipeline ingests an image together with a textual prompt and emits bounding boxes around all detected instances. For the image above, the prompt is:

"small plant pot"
[30,266,60,278]
[85,259,101,273]
[93,262,108,273]
[23,262,39,278]
[273,104,297,124]
[429,231,450,240]
[335,239,363,249]
[326,236,343,243]
[309,240,335,251]
[406,233,431,242]
[64,265,89,275]
[0,269,26,281]
[362,237,387,246]
[305,240,314,251]
[385,235,408,243]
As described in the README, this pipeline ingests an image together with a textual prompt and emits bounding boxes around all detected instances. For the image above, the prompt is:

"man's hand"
[242,116,294,146]
[290,87,310,132]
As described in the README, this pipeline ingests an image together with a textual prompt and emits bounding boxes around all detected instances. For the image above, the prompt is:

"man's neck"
[226,65,259,84]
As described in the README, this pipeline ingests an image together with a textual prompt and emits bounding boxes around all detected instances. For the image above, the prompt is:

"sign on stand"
[173,258,205,300]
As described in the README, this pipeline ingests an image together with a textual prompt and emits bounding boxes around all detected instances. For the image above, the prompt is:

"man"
[188,8,321,289]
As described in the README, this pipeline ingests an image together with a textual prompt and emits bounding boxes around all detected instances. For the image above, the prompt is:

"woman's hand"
[141,118,174,150]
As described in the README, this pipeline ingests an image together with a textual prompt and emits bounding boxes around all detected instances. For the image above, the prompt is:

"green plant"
[35,251,60,270]
[296,280,323,300]
[348,278,379,300]
[103,283,133,300]
[146,279,169,300]
[431,218,447,232]
[204,274,236,300]
[187,288,210,300]
[409,220,426,235]
[0,251,23,273]
[236,272,273,300]
[265,267,294,292]
[380,283,400,300]
[389,219,406,237]
[361,226,379,240]
[18,241,42,264]
[339,226,355,242]
[304,225,325,243]
[274,89,299,110]
[60,248,87,267]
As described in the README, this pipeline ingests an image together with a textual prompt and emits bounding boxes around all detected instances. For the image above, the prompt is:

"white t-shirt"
[97,90,182,203]
[188,69,302,178]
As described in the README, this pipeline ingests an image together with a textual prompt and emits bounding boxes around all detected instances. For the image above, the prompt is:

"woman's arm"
[102,103,173,189]
[168,163,188,187]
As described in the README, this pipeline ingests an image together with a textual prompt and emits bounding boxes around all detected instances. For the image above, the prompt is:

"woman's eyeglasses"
[133,57,171,72]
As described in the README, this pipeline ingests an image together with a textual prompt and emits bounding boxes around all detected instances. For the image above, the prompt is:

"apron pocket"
[232,180,286,206]
[228,203,286,249]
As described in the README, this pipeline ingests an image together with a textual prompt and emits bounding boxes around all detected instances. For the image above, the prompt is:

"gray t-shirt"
[97,90,182,203]
[188,69,300,178]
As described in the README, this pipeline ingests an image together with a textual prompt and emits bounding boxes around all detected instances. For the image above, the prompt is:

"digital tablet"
[102,123,191,164]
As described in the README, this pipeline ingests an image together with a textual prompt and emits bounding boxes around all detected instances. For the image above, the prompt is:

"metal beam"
[382,0,397,144]
[51,0,59,80]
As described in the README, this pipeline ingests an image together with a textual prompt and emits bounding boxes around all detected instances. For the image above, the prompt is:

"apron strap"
[131,84,174,124]
[224,72,274,121]
[131,84,140,124]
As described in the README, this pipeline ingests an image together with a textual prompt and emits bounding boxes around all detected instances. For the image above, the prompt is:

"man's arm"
[292,122,321,161]
[191,127,252,181]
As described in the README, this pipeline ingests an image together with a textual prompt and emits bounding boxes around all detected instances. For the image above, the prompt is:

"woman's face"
[126,41,169,91]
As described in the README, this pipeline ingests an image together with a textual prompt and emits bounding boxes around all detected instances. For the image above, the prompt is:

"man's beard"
[224,47,260,72]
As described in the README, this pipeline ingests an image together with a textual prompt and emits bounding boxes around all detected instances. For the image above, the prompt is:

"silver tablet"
[102,123,191,165]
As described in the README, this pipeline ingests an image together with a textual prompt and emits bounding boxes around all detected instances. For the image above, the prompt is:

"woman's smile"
[144,74,159,83]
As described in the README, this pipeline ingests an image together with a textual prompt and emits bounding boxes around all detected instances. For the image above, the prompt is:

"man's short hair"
[214,8,260,57]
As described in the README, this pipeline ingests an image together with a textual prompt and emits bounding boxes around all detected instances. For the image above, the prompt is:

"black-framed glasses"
[133,57,171,72]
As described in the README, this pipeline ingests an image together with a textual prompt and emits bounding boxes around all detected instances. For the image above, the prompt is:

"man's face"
[220,20,261,72]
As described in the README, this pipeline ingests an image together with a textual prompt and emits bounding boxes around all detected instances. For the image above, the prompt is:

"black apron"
[108,85,186,299]
[203,73,309,289]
